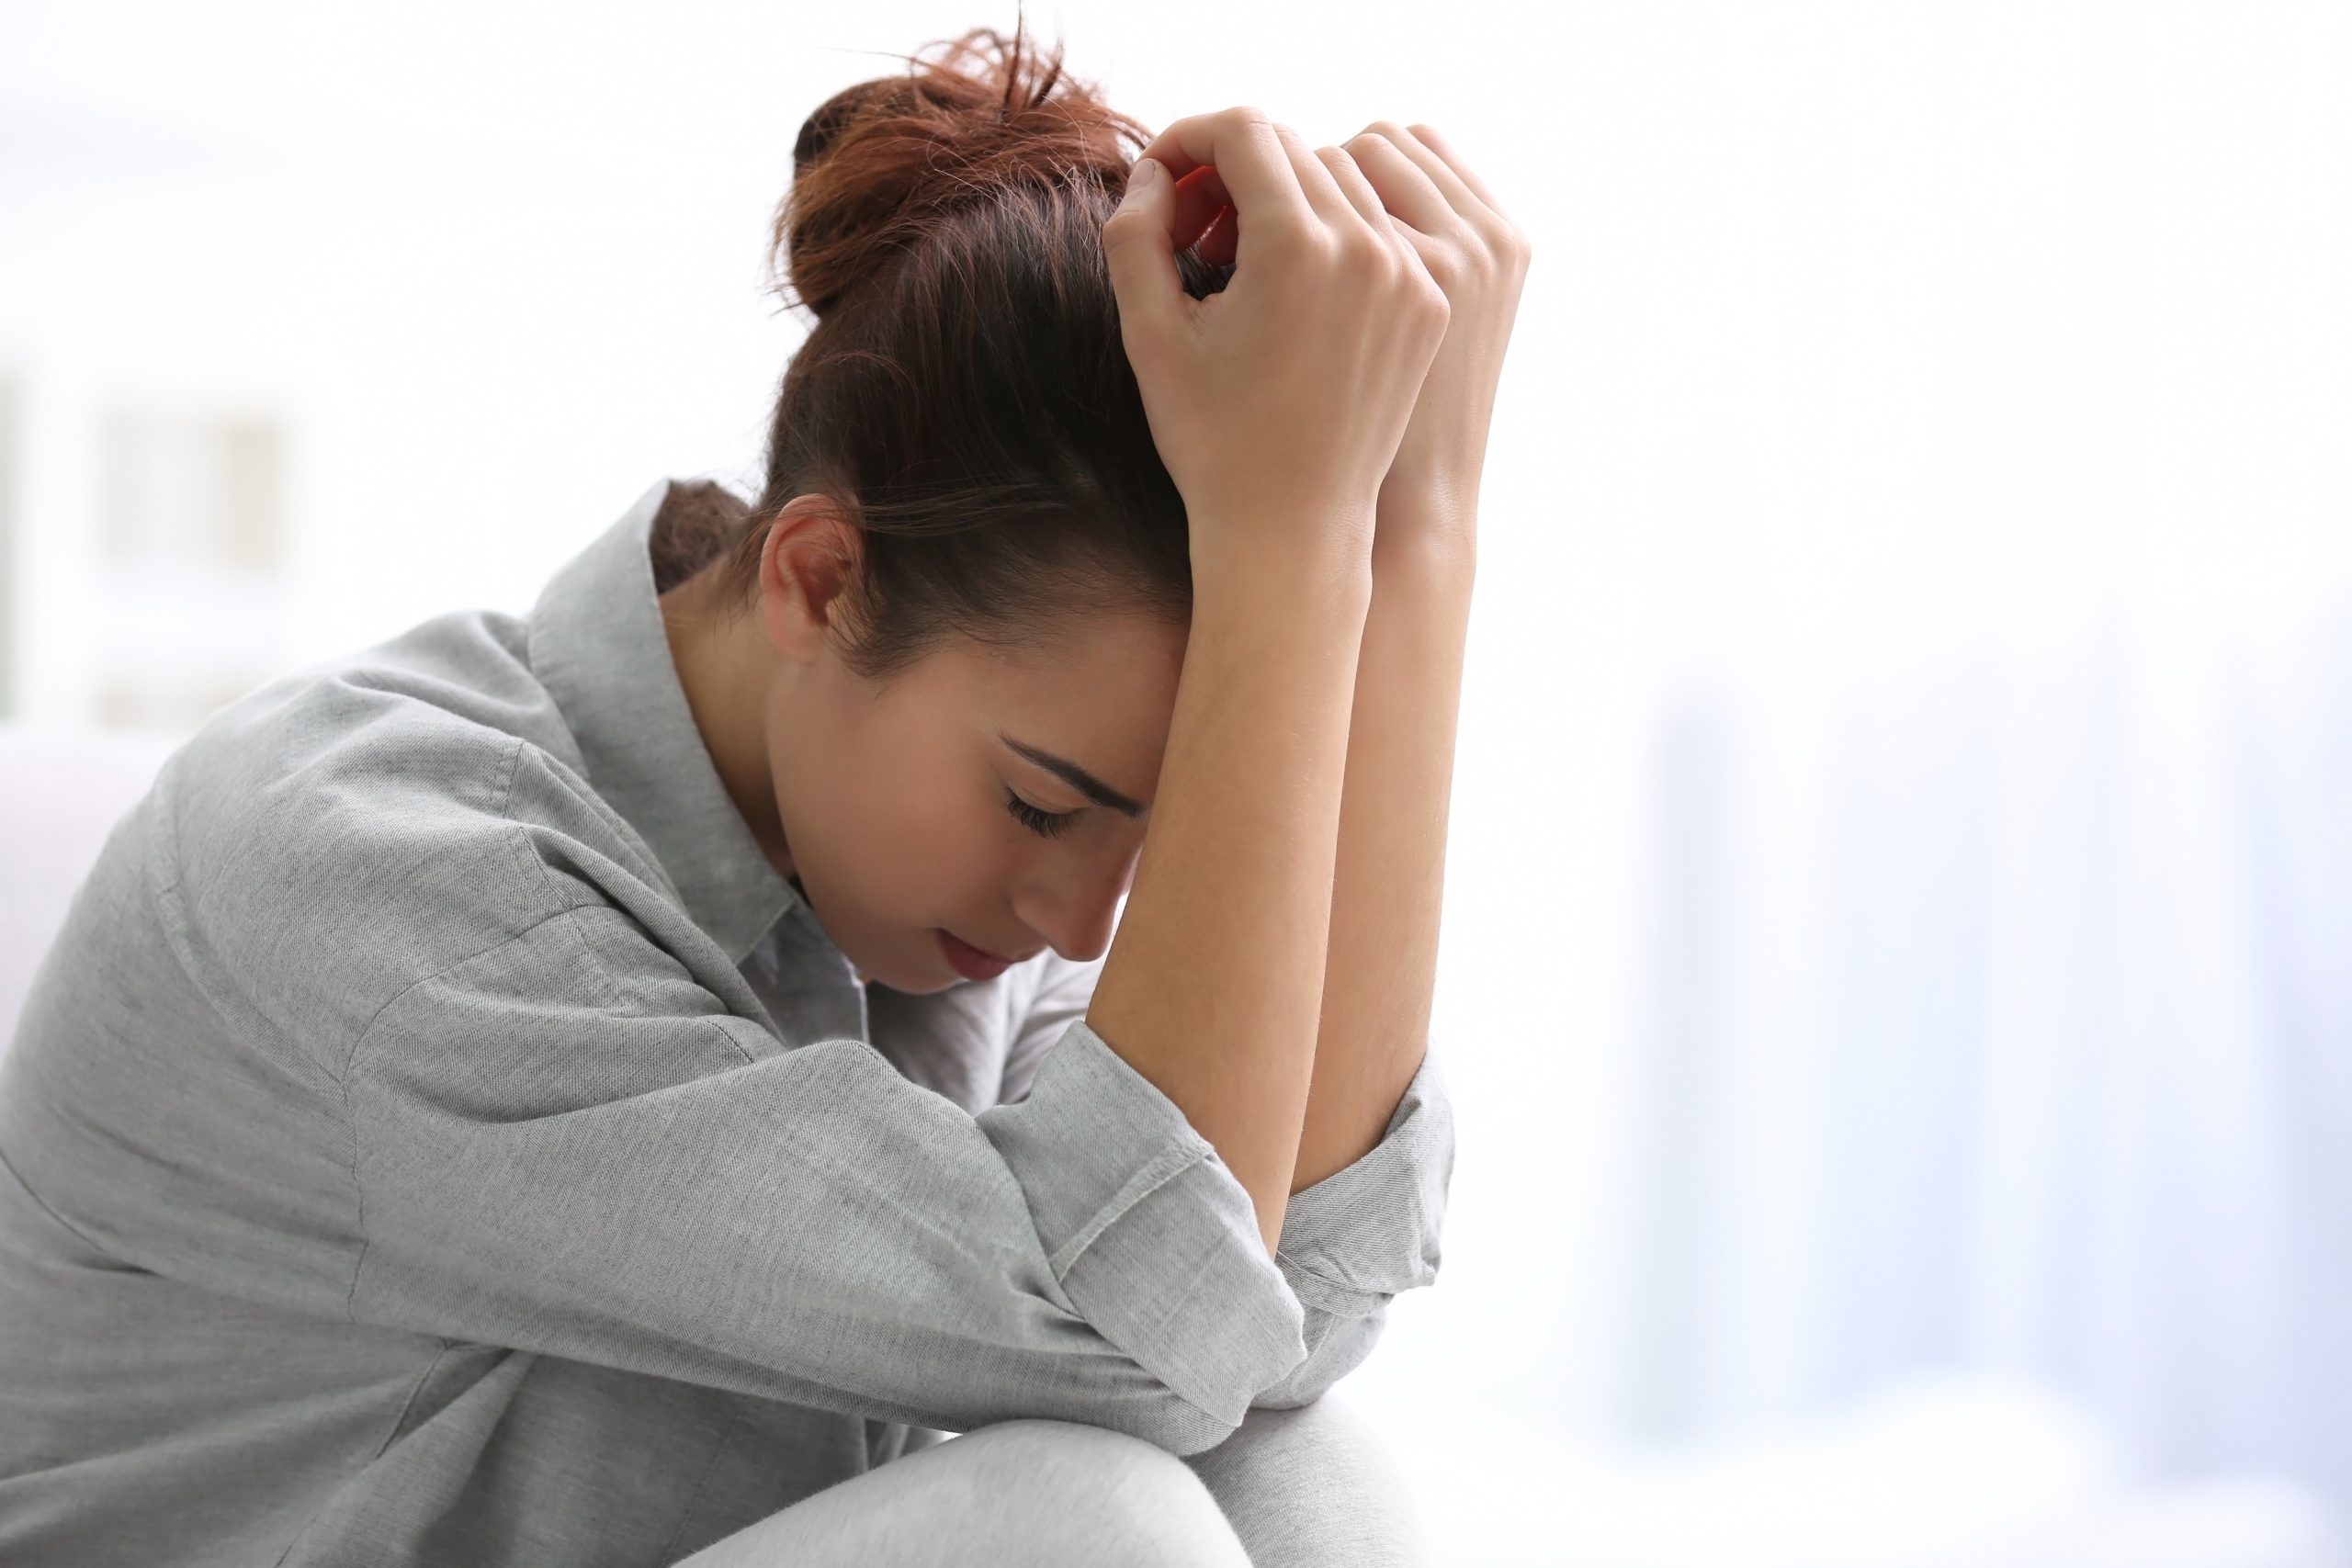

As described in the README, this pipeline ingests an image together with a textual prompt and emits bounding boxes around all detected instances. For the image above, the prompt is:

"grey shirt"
[0,478,1454,1568]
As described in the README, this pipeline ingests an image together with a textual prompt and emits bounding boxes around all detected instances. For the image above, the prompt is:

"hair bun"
[792,81,884,175]
[773,21,1152,320]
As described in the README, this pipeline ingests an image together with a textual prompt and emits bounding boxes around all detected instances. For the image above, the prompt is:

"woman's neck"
[658,562,798,886]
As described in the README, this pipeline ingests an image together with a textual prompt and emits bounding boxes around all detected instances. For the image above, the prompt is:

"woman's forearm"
[1085,527,1375,1258]
[1291,531,1475,1194]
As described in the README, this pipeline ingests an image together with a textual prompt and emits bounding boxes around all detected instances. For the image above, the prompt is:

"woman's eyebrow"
[995,731,1148,818]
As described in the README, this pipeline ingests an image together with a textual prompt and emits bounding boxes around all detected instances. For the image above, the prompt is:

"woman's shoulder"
[152,609,616,1008]
[177,597,600,808]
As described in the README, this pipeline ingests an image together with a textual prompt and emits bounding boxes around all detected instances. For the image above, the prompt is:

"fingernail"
[1119,158,1163,209]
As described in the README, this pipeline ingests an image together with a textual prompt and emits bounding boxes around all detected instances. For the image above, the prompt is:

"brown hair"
[663,15,1230,687]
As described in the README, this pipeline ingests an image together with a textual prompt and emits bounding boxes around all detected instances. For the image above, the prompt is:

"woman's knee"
[945,1418,1252,1568]
[1183,1393,1431,1568]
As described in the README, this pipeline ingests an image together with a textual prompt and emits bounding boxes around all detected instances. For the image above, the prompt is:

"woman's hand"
[1337,122,1530,565]
[1102,107,1451,577]
[1157,121,1530,569]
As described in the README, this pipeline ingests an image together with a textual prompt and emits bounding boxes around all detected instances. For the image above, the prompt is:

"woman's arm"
[1292,531,1475,1194]
[1290,119,1525,1189]
[1087,107,1451,1260]
[334,902,1313,1457]
[1085,554,1372,1260]
[28,706,1318,1459]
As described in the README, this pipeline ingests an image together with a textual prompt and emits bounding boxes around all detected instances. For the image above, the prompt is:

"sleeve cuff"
[1272,1043,1454,1319]
[977,1016,1308,1426]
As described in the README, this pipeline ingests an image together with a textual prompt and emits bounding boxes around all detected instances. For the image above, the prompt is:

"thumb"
[1102,158,1179,345]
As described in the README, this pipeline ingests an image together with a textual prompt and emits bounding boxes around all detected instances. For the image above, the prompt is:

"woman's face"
[770,605,1187,994]
[729,499,1190,996]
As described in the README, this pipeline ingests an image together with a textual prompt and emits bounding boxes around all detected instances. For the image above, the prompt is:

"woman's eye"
[1003,786,1081,840]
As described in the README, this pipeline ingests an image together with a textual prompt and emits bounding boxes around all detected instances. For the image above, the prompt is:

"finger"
[1195,204,1239,267]
[1345,131,1456,237]
[1100,157,1182,344]
[1170,164,1233,254]
[1408,122,1506,214]
[1315,145,1396,239]
[1361,118,1487,221]
[1391,221,1451,294]
[1135,107,1313,232]
[1270,118,1358,231]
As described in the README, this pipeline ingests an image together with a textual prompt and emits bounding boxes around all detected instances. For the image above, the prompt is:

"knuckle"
[1256,209,1319,257]
[1474,209,1531,265]
[1412,294,1452,344]
[1340,224,1390,269]
[1238,107,1299,151]
[1408,262,1450,310]
[1383,255,1428,305]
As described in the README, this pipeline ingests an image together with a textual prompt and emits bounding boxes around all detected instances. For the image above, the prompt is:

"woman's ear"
[756,495,865,663]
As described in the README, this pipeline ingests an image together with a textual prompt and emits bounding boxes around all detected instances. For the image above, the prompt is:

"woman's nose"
[1023,847,1140,964]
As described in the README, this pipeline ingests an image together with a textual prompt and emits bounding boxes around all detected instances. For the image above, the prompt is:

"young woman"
[0,23,1527,1568]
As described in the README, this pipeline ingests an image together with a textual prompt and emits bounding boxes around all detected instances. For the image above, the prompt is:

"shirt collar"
[526,478,808,966]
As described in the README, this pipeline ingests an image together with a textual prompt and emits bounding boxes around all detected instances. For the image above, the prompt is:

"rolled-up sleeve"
[1003,951,1455,1413]
[342,908,1308,1457]
[1254,1043,1454,1407]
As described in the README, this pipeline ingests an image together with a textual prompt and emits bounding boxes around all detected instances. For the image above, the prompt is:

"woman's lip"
[938,929,1013,980]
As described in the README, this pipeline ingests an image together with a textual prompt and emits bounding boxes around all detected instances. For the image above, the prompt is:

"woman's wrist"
[1189,506,1378,612]
[1370,489,1479,589]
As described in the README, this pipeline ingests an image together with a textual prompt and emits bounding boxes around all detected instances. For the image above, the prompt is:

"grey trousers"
[669,1393,1430,1568]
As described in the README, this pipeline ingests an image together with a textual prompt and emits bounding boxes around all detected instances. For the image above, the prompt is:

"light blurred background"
[4,2,2347,1563]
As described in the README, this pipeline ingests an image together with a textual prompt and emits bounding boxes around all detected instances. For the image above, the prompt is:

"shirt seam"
[1043,1141,1213,1281]
[498,741,701,1035]
[0,1138,130,1266]
[338,736,531,1315]
[144,752,312,1069]
[1274,1249,1409,1316]
[514,855,757,1070]
[368,1340,458,1462]
[497,746,609,1018]
[340,906,591,1322]
[1272,1192,1435,1295]
[657,1401,745,1562]
[1273,1244,1363,1292]
[497,742,762,1071]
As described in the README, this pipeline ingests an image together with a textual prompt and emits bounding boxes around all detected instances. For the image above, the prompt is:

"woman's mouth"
[937,929,1012,982]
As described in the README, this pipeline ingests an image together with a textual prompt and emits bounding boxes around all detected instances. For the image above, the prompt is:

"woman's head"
[660,20,1222,993]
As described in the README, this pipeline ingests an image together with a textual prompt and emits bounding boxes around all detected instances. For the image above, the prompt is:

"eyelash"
[1003,785,1081,840]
